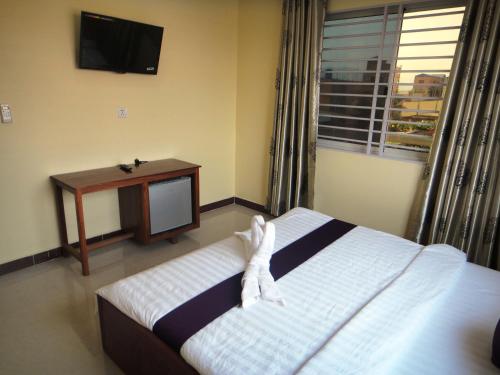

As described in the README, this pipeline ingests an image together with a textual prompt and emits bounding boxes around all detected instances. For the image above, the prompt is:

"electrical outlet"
[1,104,13,124]
[117,107,128,119]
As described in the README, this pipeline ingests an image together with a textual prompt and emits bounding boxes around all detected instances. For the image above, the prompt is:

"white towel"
[235,216,264,308]
[250,215,265,253]
[236,215,285,309]
[256,222,285,306]
[234,215,265,261]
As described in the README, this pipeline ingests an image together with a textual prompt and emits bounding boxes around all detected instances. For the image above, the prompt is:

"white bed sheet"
[388,262,500,375]
[296,244,466,375]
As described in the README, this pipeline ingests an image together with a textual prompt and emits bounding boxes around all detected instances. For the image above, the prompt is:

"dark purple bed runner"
[153,218,356,352]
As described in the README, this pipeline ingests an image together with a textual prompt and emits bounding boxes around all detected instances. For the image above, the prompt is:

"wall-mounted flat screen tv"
[79,11,164,75]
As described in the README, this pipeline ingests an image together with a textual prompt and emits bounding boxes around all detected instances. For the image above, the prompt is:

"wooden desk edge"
[50,177,76,193]
[50,166,201,194]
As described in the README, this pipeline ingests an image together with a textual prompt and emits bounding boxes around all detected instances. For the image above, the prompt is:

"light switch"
[1,104,12,123]
[117,107,128,119]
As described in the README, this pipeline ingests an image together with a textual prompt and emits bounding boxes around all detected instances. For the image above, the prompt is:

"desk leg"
[75,192,89,276]
[54,185,69,254]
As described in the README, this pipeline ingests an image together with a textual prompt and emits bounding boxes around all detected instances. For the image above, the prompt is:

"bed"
[96,208,500,375]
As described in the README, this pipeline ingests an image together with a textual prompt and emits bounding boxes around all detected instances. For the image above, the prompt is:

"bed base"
[97,296,198,375]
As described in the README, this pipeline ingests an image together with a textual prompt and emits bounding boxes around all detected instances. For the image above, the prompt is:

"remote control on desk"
[118,164,133,173]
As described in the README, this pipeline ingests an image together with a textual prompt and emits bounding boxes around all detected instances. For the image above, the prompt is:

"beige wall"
[234,0,424,236]
[314,149,423,235]
[235,0,282,205]
[0,0,238,264]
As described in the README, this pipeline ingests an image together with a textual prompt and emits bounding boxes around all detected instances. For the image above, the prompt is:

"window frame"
[317,0,466,162]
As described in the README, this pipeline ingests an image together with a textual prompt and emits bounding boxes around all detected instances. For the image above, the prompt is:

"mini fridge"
[148,177,193,235]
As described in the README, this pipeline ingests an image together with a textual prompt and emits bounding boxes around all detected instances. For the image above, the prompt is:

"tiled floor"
[0,204,262,375]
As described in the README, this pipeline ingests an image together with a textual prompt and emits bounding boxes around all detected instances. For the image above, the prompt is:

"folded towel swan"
[235,215,285,309]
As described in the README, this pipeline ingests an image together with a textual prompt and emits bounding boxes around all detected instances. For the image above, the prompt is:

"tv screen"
[79,11,164,75]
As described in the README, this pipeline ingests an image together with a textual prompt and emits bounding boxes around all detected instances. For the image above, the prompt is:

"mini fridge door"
[148,177,193,235]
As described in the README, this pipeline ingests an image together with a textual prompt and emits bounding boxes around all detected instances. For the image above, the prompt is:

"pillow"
[493,318,500,368]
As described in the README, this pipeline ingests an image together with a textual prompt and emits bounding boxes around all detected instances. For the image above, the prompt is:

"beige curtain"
[267,0,326,217]
[406,0,500,270]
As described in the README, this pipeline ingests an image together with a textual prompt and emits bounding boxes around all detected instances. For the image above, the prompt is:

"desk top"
[51,158,200,192]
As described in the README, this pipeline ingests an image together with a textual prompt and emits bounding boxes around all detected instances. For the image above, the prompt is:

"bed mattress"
[97,208,500,374]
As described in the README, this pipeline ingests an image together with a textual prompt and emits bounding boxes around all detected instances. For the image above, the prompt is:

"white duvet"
[97,208,465,375]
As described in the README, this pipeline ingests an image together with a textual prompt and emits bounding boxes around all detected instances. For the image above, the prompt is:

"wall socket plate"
[117,107,128,119]
[1,104,13,124]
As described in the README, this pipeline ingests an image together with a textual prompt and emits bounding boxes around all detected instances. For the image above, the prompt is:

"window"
[318,2,465,161]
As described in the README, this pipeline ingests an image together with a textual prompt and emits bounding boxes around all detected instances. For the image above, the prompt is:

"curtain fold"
[406,0,500,270]
[267,0,326,217]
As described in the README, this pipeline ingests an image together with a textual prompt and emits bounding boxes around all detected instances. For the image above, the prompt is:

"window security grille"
[318,2,465,160]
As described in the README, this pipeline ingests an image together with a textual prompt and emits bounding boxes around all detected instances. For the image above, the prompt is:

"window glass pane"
[319,105,384,120]
[323,34,395,49]
[395,57,453,95]
[321,94,386,108]
[320,105,373,119]
[381,6,463,155]
[400,29,460,44]
[318,126,369,144]
[398,44,457,56]
[324,21,384,36]
[384,131,433,150]
[389,109,439,147]
[383,34,397,45]
[319,114,385,132]
[320,83,389,96]
[322,47,393,60]
[397,66,452,89]
[328,14,384,25]
[402,8,465,29]
[391,96,443,107]
[389,110,439,124]
[403,19,462,31]
[396,58,453,70]
[404,7,465,17]
[321,71,379,83]
[321,59,379,72]
[322,59,393,75]
[320,83,374,95]
[385,21,398,33]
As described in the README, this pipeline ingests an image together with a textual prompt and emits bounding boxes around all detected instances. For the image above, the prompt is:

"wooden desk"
[51,159,200,276]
